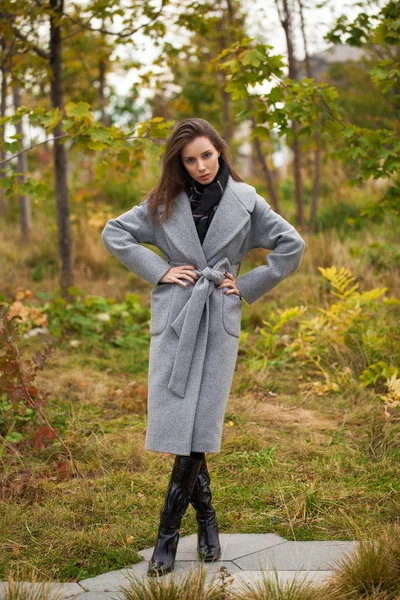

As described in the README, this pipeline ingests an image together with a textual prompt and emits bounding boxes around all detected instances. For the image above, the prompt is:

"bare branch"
[0,12,50,60]
[61,28,86,41]
[0,134,67,166]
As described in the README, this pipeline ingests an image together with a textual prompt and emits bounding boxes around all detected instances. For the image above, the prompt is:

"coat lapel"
[159,188,207,267]
[201,177,254,260]
[160,175,255,266]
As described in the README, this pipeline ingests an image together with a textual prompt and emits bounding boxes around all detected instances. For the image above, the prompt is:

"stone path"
[0,533,358,599]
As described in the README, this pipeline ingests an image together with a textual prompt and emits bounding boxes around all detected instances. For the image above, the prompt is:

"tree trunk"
[49,0,74,297]
[12,86,31,240]
[215,0,234,144]
[298,0,321,232]
[221,87,231,144]
[292,132,304,226]
[276,0,305,228]
[249,103,281,213]
[309,134,321,232]
[254,132,282,214]
[0,64,8,217]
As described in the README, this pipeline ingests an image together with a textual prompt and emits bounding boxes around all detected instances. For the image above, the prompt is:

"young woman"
[101,118,305,577]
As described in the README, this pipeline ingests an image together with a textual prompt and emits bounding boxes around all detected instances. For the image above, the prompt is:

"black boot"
[147,454,203,577]
[189,456,221,562]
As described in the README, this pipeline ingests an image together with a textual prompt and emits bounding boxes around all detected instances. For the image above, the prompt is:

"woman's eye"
[186,152,212,164]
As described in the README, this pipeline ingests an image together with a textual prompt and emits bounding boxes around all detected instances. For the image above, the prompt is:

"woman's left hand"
[217,271,241,297]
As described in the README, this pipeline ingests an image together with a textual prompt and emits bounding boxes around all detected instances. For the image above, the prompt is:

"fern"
[318,266,359,297]
[262,306,306,333]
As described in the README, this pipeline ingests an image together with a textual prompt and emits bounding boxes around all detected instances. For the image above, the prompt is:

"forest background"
[0,0,399,589]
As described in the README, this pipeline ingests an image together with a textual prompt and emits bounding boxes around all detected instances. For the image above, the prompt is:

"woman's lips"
[199,174,210,179]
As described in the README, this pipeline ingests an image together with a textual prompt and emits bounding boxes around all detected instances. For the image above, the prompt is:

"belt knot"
[198,266,225,285]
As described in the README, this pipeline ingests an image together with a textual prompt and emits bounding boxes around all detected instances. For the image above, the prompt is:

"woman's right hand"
[159,265,199,288]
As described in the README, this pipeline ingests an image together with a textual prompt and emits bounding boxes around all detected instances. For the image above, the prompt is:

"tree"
[0,0,169,298]
[0,35,15,217]
[275,0,304,226]
[297,0,321,233]
[12,85,31,240]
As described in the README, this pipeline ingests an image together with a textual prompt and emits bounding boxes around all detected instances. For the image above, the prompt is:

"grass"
[0,199,399,589]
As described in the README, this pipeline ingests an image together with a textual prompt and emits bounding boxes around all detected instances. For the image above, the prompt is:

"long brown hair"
[144,118,244,226]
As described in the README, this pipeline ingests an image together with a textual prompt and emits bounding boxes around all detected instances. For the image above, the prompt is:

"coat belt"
[167,256,235,398]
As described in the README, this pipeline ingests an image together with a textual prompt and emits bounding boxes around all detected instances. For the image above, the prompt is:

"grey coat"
[101,175,305,456]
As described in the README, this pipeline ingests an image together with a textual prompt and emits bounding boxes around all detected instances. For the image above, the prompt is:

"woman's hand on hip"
[159,265,198,287]
[217,271,241,297]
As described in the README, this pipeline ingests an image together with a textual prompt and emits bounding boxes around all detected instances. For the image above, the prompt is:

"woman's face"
[181,136,220,185]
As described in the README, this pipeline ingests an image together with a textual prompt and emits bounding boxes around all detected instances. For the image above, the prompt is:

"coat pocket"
[150,284,174,335]
[222,292,242,337]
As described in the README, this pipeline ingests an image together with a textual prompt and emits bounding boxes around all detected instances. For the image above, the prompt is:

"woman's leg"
[147,453,203,577]
[189,452,221,561]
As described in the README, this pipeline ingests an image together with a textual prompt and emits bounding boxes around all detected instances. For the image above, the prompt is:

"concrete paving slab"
[174,560,241,575]
[233,540,358,571]
[229,569,335,592]
[139,532,287,563]
[79,568,143,593]
[213,532,288,561]
[125,560,151,576]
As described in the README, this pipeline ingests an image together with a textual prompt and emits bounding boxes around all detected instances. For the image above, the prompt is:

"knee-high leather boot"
[189,456,221,562]
[147,454,203,577]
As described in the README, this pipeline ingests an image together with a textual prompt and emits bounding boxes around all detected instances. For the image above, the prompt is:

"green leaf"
[267,86,284,104]
[253,125,271,140]
[65,101,91,119]
[90,127,113,143]
[242,49,262,67]
[87,141,107,151]
[19,179,51,201]
[344,127,354,138]
[4,141,20,153]
[117,149,130,164]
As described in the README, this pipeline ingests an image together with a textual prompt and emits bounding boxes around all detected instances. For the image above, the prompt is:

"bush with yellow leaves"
[255,266,400,416]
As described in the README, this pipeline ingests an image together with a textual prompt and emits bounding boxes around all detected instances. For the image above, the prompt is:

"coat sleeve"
[101,199,172,286]
[235,194,305,305]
